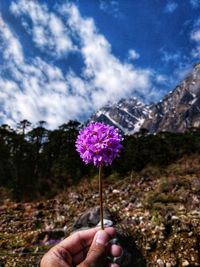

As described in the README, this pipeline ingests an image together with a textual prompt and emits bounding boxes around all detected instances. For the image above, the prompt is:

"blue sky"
[0,0,200,128]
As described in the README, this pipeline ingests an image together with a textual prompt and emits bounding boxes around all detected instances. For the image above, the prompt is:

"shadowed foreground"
[0,155,200,266]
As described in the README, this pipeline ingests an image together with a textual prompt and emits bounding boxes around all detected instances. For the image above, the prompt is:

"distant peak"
[90,62,200,134]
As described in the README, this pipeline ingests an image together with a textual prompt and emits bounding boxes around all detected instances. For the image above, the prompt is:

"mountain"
[143,63,200,133]
[91,63,200,134]
[90,98,150,134]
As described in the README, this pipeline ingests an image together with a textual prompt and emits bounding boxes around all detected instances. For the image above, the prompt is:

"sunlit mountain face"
[0,0,200,129]
[92,63,200,134]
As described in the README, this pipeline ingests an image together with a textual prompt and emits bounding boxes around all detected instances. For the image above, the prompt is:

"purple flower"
[76,122,123,167]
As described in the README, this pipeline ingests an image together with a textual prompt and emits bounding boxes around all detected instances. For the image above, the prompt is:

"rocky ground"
[0,155,200,267]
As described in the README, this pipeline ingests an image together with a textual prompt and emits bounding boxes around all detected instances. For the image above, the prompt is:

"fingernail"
[110,264,119,267]
[110,244,122,257]
[96,231,108,245]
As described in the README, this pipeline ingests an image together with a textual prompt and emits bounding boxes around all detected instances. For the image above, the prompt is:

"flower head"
[76,122,123,167]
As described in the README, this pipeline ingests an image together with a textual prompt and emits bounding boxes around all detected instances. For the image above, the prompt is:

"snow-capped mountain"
[91,63,200,134]
[90,98,150,134]
[143,62,200,133]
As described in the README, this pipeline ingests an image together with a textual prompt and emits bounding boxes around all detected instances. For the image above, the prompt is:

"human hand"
[40,227,122,267]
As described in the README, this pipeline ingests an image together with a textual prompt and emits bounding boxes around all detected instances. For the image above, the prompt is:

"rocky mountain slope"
[0,155,200,266]
[90,98,150,134]
[92,63,200,134]
[143,63,200,133]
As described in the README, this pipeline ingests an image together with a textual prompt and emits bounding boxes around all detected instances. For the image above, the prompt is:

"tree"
[17,120,31,137]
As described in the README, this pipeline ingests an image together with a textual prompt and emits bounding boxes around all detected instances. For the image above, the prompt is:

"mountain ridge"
[90,97,150,134]
[91,62,200,134]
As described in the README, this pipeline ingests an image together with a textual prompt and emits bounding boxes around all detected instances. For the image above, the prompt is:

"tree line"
[0,120,200,201]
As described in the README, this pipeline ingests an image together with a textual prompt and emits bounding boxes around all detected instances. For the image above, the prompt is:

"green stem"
[99,165,104,230]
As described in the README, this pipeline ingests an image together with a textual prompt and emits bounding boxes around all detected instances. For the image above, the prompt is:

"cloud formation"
[190,0,200,9]
[0,1,156,128]
[190,15,200,58]
[10,0,76,57]
[0,12,90,128]
[128,49,140,61]
[164,1,178,14]
[160,48,181,63]
[191,30,200,42]
[99,0,122,19]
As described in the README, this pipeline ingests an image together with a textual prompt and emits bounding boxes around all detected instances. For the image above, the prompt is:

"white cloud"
[10,0,76,57]
[0,14,91,128]
[190,0,200,8]
[164,1,178,13]
[156,74,168,84]
[160,49,181,63]
[99,0,122,19]
[0,15,24,64]
[191,47,200,58]
[190,23,200,58]
[173,65,192,81]
[128,49,140,61]
[62,3,152,108]
[191,30,200,42]
[159,45,193,89]
[0,1,155,128]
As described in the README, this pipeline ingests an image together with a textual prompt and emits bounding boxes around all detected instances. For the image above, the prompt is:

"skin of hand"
[40,227,122,267]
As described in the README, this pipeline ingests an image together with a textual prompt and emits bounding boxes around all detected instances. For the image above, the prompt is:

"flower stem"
[99,165,104,230]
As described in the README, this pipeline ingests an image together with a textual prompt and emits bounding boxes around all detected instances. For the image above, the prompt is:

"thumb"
[77,230,110,267]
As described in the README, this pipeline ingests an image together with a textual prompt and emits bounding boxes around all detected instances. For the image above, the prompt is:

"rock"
[73,207,113,230]
[191,178,200,192]
[171,215,180,221]
[157,259,165,267]
[73,208,146,267]
[35,210,44,218]
[188,231,193,237]
[69,192,82,202]
[112,227,147,267]
[44,222,55,231]
[190,210,200,217]
[125,203,134,210]
[179,205,186,211]
[56,214,65,223]
[112,189,120,194]
[14,246,31,253]
[97,218,113,227]
[145,244,151,250]
[136,202,143,208]
[192,195,199,205]
[182,259,190,266]
[63,225,68,233]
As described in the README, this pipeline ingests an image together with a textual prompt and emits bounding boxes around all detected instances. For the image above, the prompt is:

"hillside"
[0,154,200,266]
